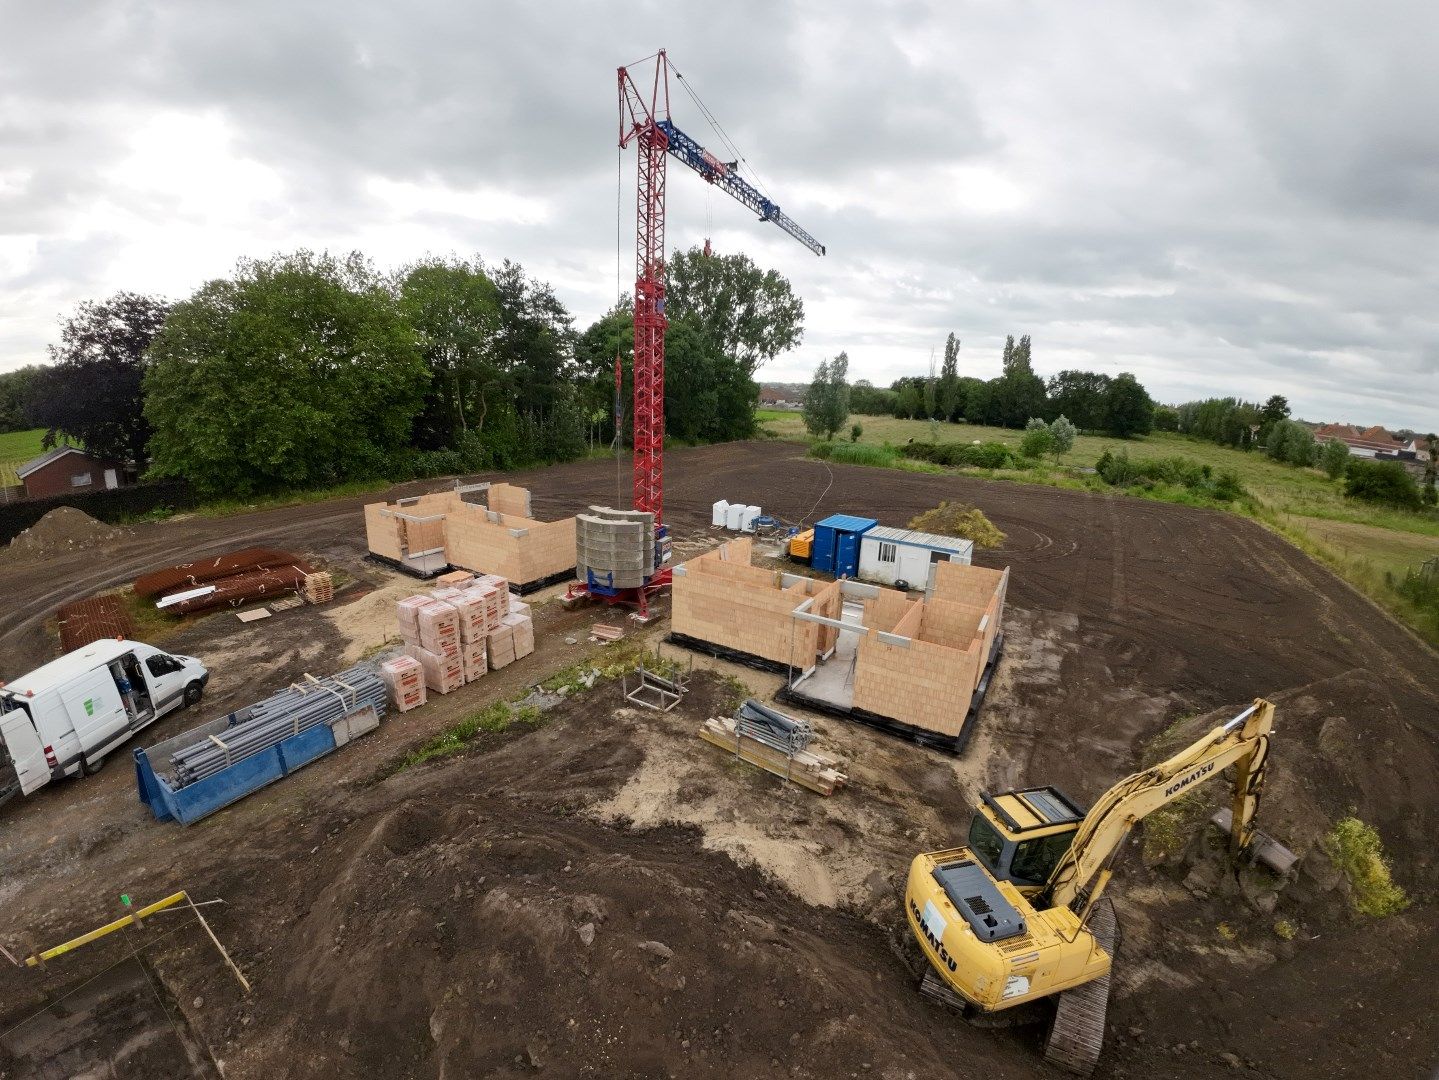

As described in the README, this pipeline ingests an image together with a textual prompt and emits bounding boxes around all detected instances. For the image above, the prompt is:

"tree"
[665,247,804,376]
[1152,405,1180,432]
[1020,417,1055,459]
[662,315,757,443]
[1320,438,1351,480]
[1266,419,1316,467]
[893,380,923,420]
[1046,371,1112,430]
[938,333,961,421]
[0,365,42,433]
[850,380,897,416]
[801,351,850,440]
[397,256,502,450]
[1344,459,1422,510]
[1423,434,1437,507]
[850,422,863,443]
[144,251,428,496]
[1259,394,1290,442]
[1049,415,1077,462]
[1105,373,1155,437]
[29,292,170,463]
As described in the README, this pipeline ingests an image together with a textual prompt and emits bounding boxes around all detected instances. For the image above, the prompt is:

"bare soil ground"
[1,441,1436,1079]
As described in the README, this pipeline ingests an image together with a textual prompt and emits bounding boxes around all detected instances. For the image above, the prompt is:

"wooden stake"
[186,895,250,995]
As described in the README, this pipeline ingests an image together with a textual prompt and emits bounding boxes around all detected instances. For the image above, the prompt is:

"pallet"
[302,572,334,605]
[777,633,1004,756]
[699,716,847,796]
[1044,898,1118,1077]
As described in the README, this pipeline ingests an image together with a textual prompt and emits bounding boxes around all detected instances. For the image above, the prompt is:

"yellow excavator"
[905,697,1293,1076]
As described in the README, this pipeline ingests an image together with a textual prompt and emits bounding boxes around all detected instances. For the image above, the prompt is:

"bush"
[808,441,898,468]
[908,501,1006,548]
[849,422,863,443]
[1323,817,1409,917]
[1320,438,1350,480]
[1021,418,1055,460]
[1095,450,1245,502]
[902,441,1015,469]
[1345,459,1422,509]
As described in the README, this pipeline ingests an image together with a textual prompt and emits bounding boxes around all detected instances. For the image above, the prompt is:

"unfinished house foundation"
[365,482,576,591]
[669,539,1007,753]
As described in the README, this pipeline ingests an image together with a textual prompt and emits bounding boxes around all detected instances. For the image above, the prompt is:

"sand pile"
[6,507,130,557]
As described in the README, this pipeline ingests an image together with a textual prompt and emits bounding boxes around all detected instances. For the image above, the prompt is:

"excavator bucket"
[1210,807,1298,875]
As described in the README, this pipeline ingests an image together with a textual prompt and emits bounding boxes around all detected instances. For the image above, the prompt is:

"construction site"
[1,48,1436,1080]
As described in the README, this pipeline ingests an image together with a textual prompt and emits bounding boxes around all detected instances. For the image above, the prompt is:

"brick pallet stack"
[379,655,426,712]
[398,597,464,694]
[501,611,535,660]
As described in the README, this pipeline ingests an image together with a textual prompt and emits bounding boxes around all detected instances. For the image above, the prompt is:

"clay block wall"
[918,598,986,647]
[932,562,1008,611]
[366,489,575,584]
[867,586,914,632]
[852,634,982,736]
[488,483,532,518]
[672,541,821,668]
[365,504,402,560]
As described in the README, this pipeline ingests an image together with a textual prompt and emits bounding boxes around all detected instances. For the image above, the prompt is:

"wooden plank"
[235,608,272,623]
[697,723,847,796]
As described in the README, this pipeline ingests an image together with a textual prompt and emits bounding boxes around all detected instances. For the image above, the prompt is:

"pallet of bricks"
[393,570,534,698]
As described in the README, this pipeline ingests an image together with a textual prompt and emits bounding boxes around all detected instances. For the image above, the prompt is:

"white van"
[0,639,209,802]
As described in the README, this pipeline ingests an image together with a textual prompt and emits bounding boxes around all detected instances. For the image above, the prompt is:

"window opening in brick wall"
[71,472,92,487]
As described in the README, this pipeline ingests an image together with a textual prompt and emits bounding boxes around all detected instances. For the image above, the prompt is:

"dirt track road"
[1,440,1436,1079]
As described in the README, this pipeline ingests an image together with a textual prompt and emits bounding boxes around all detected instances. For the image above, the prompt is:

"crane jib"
[654,120,826,256]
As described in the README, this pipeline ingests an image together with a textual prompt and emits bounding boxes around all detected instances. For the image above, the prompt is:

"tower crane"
[573,50,824,616]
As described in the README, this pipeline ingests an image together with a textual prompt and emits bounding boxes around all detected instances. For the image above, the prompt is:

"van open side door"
[0,706,50,795]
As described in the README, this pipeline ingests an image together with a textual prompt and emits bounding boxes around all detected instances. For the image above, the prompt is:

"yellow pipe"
[25,892,188,966]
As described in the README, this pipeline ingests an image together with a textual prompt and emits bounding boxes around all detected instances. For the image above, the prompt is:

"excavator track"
[1044,898,1118,1077]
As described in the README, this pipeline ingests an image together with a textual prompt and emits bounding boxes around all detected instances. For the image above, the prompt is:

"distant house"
[758,386,802,410]
[1312,422,1407,459]
[16,446,128,500]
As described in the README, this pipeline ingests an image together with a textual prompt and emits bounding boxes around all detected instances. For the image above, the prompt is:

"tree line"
[817,332,1157,439]
[7,246,802,497]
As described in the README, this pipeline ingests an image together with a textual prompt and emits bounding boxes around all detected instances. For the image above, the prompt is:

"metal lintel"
[793,610,847,631]
[877,631,912,648]
[839,580,882,599]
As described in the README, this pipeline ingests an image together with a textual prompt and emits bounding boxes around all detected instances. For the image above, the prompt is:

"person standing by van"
[111,662,137,717]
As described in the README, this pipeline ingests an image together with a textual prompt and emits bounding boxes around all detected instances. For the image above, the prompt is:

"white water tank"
[725,503,745,530]
[741,505,761,532]
[712,500,730,527]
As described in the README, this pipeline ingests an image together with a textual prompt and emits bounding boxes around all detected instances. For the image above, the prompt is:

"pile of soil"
[7,507,129,557]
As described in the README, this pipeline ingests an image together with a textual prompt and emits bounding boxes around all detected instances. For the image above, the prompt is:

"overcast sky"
[1,1,1436,431]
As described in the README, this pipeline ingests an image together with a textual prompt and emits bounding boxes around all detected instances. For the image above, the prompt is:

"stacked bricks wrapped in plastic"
[502,611,535,659]
[379,654,426,712]
[417,599,460,658]
[405,644,464,694]
[395,595,432,646]
[487,619,517,669]
[462,637,488,683]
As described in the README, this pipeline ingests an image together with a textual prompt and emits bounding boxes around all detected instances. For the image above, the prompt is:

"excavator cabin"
[967,787,1086,896]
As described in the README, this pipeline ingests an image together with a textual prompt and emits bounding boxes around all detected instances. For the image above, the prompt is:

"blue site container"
[810,514,878,578]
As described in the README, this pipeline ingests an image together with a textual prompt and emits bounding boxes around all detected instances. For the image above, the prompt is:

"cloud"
[0,0,1435,430]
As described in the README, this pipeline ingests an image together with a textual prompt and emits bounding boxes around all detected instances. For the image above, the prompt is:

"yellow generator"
[787,528,814,563]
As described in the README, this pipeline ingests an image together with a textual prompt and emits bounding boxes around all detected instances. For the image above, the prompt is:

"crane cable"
[671,63,776,203]
[616,140,625,509]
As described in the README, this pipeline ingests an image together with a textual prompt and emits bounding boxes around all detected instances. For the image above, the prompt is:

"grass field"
[758,409,1439,643]
[0,428,49,485]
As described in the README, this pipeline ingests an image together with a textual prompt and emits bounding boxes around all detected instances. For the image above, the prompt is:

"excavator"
[905,697,1294,1076]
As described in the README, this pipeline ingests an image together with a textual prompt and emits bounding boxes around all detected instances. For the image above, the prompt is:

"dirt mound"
[7,506,129,557]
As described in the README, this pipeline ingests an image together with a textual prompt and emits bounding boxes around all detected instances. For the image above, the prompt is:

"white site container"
[725,503,746,530]
[0,639,210,799]
[712,500,730,527]
[859,526,975,590]
[741,505,761,532]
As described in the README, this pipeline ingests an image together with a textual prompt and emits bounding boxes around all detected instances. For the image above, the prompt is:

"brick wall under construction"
[365,487,576,586]
[851,562,1009,736]
[672,538,831,670]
